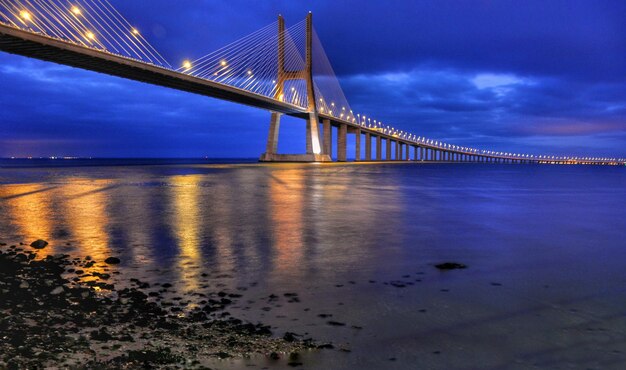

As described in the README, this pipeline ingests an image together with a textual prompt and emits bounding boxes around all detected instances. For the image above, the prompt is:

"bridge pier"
[323,119,332,158]
[376,136,382,160]
[365,133,372,160]
[263,112,281,156]
[386,138,392,161]
[355,128,361,161]
[338,123,347,162]
[260,113,330,162]
[406,145,410,161]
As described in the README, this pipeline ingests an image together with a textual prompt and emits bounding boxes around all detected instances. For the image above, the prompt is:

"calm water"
[1,160,625,369]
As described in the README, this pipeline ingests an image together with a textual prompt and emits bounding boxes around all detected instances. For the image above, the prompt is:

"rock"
[283,332,299,342]
[30,239,48,249]
[104,257,121,265]
[50,286,64,295]
[19,281,30,289]
[434,262,467,270]
[327,321,346,326]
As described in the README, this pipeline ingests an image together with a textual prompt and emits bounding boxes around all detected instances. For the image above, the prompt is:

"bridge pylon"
[260,13,331,162]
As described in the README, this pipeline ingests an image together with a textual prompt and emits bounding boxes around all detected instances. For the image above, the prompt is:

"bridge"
[0,1,623,166]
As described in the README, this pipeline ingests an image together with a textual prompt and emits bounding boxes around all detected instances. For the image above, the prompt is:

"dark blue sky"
[1,0,625,158]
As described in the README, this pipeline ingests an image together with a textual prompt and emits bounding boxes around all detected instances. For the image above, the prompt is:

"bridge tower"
[259,13,331,162]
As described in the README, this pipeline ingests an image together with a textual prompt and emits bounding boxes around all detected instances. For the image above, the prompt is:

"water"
[1,160,625,369]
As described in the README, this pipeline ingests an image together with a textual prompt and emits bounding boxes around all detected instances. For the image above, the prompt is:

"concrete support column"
[376,136,382,160]
[355,129,361,161]
[305,113,322,155]
[265,112,281,154]
[323,119,332,157]
[406,145,410,161]
[414,146,418,161]
[420,147,425,161]
[338,124,347,162]
[365,132,372,161]
[386,139,392,160]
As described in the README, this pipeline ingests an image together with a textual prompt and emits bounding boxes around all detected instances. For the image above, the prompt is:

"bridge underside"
[0,25,308,117]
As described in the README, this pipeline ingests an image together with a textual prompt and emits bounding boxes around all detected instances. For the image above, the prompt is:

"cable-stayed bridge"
[0,1,623,165]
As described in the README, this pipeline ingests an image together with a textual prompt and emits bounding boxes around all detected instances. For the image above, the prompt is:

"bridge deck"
[0,24,308,117]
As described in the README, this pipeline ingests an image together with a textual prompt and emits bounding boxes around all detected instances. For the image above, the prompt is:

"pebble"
[30,239,48,249]
[434,262,467,270]
[104,257,121,265]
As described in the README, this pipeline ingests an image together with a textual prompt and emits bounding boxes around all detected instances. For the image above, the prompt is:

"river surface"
[1,159,625,369]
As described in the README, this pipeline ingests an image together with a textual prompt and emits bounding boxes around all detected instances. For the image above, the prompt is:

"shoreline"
[0,240,330,368]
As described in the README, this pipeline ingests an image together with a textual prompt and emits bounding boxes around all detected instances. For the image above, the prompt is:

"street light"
[20,10,31,21]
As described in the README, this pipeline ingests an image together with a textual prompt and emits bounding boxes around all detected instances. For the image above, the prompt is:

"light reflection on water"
[1,162,625,369]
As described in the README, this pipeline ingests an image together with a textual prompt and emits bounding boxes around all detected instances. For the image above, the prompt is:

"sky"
[1,0,625,158]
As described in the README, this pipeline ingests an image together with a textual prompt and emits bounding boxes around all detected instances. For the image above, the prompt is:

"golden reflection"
[268,167,305,276]
[56,179,111,267]
[207,181,236,277]
[0,184,55,256]
[111,182,155,267]
[170,175,203,293]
